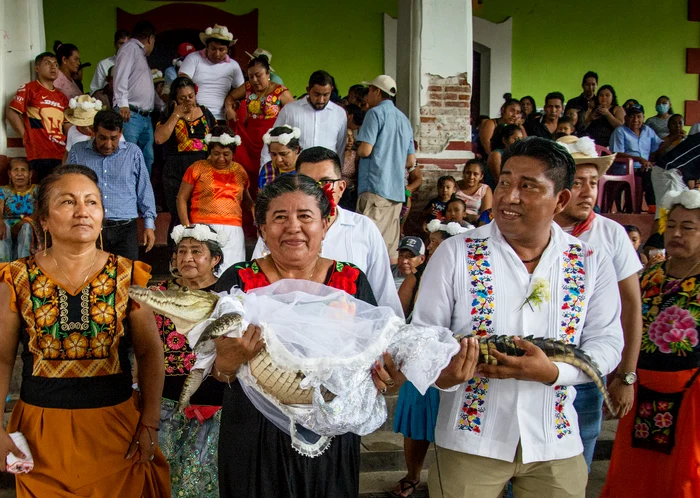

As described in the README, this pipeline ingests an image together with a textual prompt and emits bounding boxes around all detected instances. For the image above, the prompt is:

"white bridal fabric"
[186,279,459,457]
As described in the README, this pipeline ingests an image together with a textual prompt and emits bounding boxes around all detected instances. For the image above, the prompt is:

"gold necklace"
[268,255,317,282]
[50,250,99,290]
[668,257,700,281]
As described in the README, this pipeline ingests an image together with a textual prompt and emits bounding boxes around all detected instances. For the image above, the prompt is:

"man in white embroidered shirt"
[251,146,403,318]
[412,137,623,498]
[554,136,643,471]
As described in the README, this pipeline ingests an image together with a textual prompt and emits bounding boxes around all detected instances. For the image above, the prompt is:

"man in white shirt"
[413,137,624,497]
[262,71,347,166]
[252,146,403,318]
[554,136,642,470]
[89,29,129,94]
[179,24,244,122]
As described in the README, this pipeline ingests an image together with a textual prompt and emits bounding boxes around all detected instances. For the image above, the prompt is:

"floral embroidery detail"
[166,331,186,351]
[90,332,113,359]
[63,332,88,359]
[39,335,61,359]
[90,301,115,325]
[91,273,115,296]
[640,263,700,356]
[35,304,58,328]
[633,395,678,452]
[458,375,488,433]
[560,244,586,343]
[654,411,673,428]
[554,385,572,438]
[31,275,55,299]
[327,262,360,295]
[465,238,494,336]
[634,423,649,439]
[238,262,270,291]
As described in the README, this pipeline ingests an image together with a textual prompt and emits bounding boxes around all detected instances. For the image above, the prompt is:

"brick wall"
[404,72,474,236]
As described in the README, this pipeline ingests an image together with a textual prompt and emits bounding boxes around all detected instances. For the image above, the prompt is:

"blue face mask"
[656,103,670,114]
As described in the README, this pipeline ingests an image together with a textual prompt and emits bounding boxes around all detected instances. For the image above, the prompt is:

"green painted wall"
[42,0,397,97]
[476,0,700,117]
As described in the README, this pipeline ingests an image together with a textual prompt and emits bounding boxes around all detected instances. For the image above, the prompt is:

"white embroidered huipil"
[412,221,624,464]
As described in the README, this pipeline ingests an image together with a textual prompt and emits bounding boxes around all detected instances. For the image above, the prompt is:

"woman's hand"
[125,424,159,464]
[607,378,634,419]
[214,324,265,374]
[435,337,480,389]
[0,431,26,472]
[225,104,238,122]
[371,352,407,395]
[173,101,191,119]
[597,106,611,117]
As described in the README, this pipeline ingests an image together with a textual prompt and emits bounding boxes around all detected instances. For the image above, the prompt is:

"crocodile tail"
[177,369,205,413]
[548,352,617,418]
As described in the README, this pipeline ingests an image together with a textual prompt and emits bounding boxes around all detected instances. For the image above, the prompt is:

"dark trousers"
[102,219,139,261]
[640,168,656,206]
[29,159,61,183]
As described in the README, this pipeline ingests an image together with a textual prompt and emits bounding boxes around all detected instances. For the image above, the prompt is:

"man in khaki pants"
[412,137,624,497]
[356,75,415,264]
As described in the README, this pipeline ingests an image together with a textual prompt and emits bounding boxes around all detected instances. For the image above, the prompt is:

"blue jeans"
[121,112,154,173]
[572,381,603,471]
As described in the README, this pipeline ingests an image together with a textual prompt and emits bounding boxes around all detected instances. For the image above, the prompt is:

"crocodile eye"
[182,286,190,292]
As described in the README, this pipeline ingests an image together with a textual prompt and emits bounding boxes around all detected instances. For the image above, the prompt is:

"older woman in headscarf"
[602,190,700,498]
[154,223,226,497]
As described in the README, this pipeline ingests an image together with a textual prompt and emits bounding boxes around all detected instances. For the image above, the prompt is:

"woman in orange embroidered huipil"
[155,76,216,243]
[0,165,170,497]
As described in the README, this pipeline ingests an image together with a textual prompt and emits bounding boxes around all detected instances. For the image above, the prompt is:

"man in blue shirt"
[356,75,416,264]
[67,109,156,260]
[610,104,663,210]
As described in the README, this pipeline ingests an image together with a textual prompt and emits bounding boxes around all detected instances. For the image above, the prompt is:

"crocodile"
[129,286,617,416]
[458,334,616,417]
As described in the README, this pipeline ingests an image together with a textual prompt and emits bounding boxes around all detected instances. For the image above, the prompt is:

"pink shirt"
[455,183,488,215]
[54,70,82,100]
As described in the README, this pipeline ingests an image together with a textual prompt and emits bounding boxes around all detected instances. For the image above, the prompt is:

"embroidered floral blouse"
[411,221,623,464]
[0,254,149,409]
[245,82,287,121]
[161,105,216,155]
[152,279,223,405]
[638,262,700,372]
[0,185,38,226]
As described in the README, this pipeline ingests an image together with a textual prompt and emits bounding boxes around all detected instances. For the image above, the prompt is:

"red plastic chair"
[594,146,639,213]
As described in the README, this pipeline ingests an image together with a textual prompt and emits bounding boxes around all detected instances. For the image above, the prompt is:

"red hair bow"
[321,183,337,217]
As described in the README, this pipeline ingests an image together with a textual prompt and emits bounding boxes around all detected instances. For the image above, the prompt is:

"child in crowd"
[445,198,472,228]
[556,115,576,136]
[624,224,648,267]
[456,159,492,223]
[423,175,456,222]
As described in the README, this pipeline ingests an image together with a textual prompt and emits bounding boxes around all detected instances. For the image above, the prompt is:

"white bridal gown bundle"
[187,279,459,456]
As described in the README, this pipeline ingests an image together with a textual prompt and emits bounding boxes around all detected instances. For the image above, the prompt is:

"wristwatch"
[617,372,638,385]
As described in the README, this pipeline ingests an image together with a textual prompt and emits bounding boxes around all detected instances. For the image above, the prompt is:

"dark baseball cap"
[626,104,645,115]
[398,236,425,257]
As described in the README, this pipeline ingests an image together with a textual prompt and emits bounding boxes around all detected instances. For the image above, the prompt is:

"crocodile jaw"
[128,286,218,334]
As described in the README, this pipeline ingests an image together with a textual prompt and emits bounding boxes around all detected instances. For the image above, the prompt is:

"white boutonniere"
[520,278,551,311]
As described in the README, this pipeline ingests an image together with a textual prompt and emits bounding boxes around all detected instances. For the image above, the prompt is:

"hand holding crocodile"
[477,337,560,384]
[435,337,480,389]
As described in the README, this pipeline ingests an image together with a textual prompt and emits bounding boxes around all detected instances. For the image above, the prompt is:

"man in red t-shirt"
[6,52,69,181]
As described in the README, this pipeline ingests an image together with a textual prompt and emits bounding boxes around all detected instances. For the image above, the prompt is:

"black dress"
[213,261,378,498]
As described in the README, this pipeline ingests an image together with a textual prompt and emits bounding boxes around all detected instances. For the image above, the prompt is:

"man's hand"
[225,105,238,122]
[119,107,131,123]
[143,228,155,252]
[607,377,634,418]
[477,337,559,384]
[640,159,653,172]
[434,337,480,389]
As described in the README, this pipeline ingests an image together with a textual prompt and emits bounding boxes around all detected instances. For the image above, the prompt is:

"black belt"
[103,218,136,228]
[128,105,151,117]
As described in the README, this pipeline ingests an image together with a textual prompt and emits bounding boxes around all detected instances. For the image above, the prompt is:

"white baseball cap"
[362,75,397,97]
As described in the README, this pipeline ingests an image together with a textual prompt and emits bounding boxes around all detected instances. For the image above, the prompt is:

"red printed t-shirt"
[8,81,68,161]
[182,159,249,226]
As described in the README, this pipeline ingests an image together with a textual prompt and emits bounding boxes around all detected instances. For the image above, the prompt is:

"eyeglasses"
[317,178,343,186]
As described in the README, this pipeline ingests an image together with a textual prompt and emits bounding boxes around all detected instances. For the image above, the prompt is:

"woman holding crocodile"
[153,223,226,497]
[211,174,480,498]
[0,165,170,496]
[602,190,700,498]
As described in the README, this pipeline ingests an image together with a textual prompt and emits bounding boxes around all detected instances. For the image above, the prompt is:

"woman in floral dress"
[0,159,40,262]
[225,54,293,194]
[153,224,226,497]
[602,189,700,498]
[0,164,169,496]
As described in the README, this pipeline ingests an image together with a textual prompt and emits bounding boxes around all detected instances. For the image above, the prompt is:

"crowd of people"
[0,19,698,498]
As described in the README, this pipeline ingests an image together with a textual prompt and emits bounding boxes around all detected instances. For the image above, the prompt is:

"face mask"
[656,103,670,114]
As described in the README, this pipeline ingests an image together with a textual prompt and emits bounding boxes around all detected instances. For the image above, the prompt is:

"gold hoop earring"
[99,230,104,251]
[43,229,48,257]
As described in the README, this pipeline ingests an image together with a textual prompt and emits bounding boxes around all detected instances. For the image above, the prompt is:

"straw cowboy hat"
[199,24,237,46]
[556,135,616,176]
[64,95,103,127]
[245,48,275,72]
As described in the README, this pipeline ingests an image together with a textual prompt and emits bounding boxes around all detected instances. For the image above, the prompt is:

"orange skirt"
[601,368,700,498]
[8,392,171,498]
